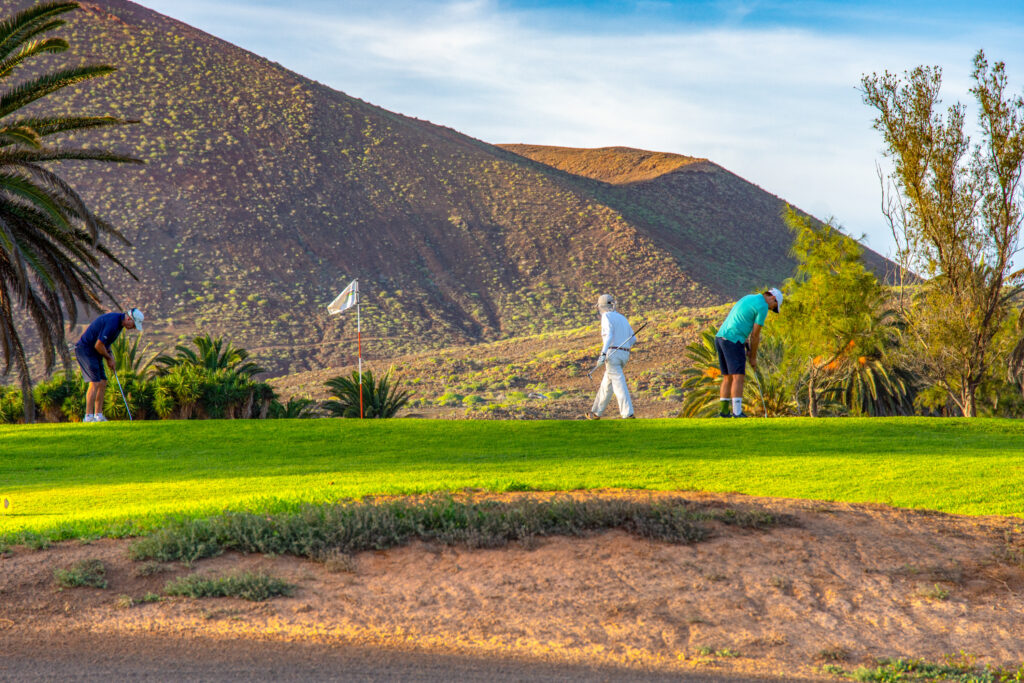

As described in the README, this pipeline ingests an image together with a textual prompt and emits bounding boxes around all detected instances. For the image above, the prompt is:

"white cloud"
[136,0,1024,256]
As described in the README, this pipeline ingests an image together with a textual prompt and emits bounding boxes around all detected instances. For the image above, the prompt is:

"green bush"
[104,370,155,420]
[435,391,464,407]
[151,365,275,419]
[34,374,85,422]
[54,559,108,589]
[0,386,24,424]
[163,571,294,601]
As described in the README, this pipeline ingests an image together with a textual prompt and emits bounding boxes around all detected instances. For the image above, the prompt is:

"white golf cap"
[596,293,615,310]
[128,307,144,331]
[768,287,783,311]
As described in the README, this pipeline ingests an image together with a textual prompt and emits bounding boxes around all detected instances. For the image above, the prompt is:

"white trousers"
[592,349,633,418]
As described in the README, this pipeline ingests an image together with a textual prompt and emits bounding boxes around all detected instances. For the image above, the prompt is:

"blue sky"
[134,0,1024,257]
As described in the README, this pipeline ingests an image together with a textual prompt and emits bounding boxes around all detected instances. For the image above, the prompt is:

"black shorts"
[714,336,746,376]
[75,344,106,383]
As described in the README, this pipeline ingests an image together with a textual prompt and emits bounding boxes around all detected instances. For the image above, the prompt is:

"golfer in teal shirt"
[714,288,783,417]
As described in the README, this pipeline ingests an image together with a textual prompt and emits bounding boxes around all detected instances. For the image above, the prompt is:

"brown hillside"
[3,0,895,382]
[499,144,705,184]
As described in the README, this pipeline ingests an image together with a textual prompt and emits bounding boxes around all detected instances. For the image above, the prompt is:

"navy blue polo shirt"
[76,312,124,354]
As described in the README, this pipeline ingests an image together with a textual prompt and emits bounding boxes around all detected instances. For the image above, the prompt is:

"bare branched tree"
[862,50,1024,416]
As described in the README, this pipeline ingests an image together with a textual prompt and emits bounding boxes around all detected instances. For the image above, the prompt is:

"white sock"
[732,398,743,416]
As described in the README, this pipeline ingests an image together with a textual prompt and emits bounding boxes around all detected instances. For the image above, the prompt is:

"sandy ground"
[2,491,1024,680]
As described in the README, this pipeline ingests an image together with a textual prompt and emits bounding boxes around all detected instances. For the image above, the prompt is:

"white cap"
[596,293,615,311]
[768,287,783,311]
[128,307,144,331]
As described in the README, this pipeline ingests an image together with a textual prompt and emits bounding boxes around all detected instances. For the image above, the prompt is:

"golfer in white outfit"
[587,294,635,419]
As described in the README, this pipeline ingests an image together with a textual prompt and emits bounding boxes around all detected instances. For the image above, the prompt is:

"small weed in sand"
[164,571,295,602]
[695,646,740,658]
[54,559,107,589]
[817,646,849,662]
[919,583,950,601]
[996,531,1024,568]
[116,593,161,608]
[320,550,357,574]
[25,533,50,551]
[134,561,174,577]
[851,656,1024,682]
[769,575,792,591]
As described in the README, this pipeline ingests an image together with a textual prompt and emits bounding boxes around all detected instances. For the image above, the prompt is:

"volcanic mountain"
[6,0,892,376]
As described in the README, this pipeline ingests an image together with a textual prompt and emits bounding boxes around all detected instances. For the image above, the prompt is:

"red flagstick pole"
[357,296,363,419]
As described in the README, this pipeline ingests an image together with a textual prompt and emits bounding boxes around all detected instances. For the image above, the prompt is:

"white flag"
[328,279,358,315]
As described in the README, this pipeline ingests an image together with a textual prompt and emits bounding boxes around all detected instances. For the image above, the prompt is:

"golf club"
[587,321,650,380]
[111,366,133,421]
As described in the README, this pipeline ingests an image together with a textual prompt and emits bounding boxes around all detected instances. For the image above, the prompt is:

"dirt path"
[2,492,1023,680]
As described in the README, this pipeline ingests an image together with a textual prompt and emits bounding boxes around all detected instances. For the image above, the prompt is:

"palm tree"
[111,333,158,377]
[0,2,142,422]
[678,328,800,418]
[324,367,411,418]
[269,396,317,419]
[154,334,266,378]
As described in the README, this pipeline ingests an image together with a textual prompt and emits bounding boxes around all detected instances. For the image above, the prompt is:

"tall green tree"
[861,51,1024,416]
[0,1,141,422]
[778,208,900,417]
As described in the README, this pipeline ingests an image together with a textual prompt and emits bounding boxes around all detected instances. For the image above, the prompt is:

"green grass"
[2,418,1024,543]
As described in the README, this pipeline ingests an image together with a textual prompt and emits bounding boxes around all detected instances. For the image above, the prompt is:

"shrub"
[54,559,108,589]
[163,571,294,601]
[0,386,24,424]
[34,374,85,422]
[129,495,779,564]
[435,392,464,407]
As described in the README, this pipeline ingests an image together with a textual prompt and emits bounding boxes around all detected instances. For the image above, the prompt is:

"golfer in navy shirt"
[75,308,143,422]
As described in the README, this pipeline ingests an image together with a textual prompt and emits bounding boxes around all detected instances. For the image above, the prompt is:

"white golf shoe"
[83,414,95,423]
[94,414,108,422]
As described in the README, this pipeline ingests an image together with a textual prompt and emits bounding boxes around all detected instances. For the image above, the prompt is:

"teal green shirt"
[716,294,769,344]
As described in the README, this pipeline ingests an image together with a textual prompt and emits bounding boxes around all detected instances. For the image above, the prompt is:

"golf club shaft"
[112,367,133,421]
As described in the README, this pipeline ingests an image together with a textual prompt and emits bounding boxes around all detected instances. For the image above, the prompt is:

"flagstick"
[357,297,363,419]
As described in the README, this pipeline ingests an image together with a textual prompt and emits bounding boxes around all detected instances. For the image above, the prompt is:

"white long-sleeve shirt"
[600,311,635,356]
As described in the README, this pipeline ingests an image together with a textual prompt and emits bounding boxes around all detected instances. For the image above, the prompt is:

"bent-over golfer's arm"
[94,339,115,369]
[747,324,762,368]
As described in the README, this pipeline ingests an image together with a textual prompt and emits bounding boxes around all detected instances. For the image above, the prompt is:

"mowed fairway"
[2,418,1024,540]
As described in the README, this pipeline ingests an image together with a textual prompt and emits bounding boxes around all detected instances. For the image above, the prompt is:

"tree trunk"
[18,362,35,424]
[808,370,819,418]
[962,385,977,417]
